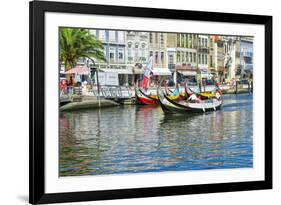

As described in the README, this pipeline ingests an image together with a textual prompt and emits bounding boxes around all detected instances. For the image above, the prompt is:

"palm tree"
[59,28,106,70]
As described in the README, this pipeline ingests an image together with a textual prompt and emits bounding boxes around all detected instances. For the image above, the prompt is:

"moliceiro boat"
[158,85,223,114]
[135,82,158,105]
[135,81,187,105]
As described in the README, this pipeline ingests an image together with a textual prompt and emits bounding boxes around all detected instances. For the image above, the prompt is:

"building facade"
[167,33,198,83]
[240,37,253,79]
[89,29,130,85]
[212,36,242,83]
[148,32,167,68]
[197,35,209,79]
[147,32,170,85]
[125,31,149,84]
[86,29,253,86]
[90,29,126,67]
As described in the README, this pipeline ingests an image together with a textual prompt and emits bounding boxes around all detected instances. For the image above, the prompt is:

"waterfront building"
[240,37,253,79]
[212,36,241,83]
[222,36,241,82]
[212,36,226,83]
[147,32,170,85]
[167,33,198,84]
[166,33,177,83]
[208,36,216,77]
[125,31,149,84]
[197,35,209,80]
[89,29,129,86]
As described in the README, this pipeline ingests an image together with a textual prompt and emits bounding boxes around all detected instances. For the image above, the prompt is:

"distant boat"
[157,85,223,114]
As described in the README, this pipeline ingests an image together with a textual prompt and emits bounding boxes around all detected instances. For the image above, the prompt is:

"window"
[155,51,159,64]
[141,43,146,60]
[109,47,115,62]
[118,52,123,60]
[181,34,184,47]
[135,43,139,59]
[118,48,124,61]
[205,54,207,64]
[161,52,164,65]
[149,33,153,43]
[210,55,213,66]
[181,52,185,62]
[118,31,125,43]
[186,34,189,47]
[150,51,153,57]
[177,34,181,47]
[193,53,196,62]
[155,33,158,44]
[177,51,180,62]
[128,49,132,58]
[186,52,189,62]
[99,30,106,40]
[109,31,116,42]
[128,42,132,61]
[190,52,193,63]
[168,54,174,64]
[198,54,201,64]
[160,33,164,46]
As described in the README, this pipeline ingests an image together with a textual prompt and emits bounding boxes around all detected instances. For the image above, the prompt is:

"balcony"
[140,36,148,41]
[198,47,209,53]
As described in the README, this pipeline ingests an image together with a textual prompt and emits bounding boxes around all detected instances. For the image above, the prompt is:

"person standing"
[67,76,74,95]
[60,79,67,96]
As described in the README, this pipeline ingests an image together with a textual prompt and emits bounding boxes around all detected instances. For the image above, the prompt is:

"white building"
[198,35,209,78]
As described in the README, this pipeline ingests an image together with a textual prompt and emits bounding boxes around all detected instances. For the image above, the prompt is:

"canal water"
[59,94,253,176]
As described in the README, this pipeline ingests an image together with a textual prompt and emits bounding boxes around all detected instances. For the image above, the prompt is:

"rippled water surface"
[59,94,253,176]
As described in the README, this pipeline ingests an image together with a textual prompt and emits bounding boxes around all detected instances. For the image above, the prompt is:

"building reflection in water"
[59,94,253,176]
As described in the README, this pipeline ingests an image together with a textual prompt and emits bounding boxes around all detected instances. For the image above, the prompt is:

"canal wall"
[60,99,120,111]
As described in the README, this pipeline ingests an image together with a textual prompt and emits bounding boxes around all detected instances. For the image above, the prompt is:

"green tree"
[59,28,106,70]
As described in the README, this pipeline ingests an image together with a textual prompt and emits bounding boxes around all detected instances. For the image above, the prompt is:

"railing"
[87,86,133,99]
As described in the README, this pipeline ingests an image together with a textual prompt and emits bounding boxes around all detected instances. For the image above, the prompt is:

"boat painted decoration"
[158,85,223,114]
[135,81,187,105]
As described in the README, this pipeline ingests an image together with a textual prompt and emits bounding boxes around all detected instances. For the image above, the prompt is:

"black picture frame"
[29,0,272,204]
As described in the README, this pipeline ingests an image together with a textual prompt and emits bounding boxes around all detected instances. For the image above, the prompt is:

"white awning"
[177,70,197,76]
[201,73,213,78]
[100,68,132,74]
[152,68,171,76]
[133,68,144,74]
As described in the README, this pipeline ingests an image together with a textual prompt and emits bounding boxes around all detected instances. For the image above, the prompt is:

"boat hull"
[158,86,222,114]
[135,83,158,105]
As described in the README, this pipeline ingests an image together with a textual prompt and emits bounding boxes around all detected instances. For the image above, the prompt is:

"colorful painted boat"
[184,84,217,100]
[158,86,222,114]
[135,83,158,105]
[135,82,187,105]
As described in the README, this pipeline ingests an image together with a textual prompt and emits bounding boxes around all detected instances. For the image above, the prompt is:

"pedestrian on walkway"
[67,76,74,95]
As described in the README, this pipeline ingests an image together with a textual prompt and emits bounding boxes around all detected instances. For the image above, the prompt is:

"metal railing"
[89,86,133,99]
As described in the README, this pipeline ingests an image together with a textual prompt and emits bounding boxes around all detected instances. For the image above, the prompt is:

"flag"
[142,56,153,89]
[144,56,153,77]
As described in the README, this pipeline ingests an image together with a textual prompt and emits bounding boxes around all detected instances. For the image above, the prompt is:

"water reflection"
[60,94,253,176]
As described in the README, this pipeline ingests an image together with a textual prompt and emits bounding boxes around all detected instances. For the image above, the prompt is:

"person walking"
[67,76,74,95]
